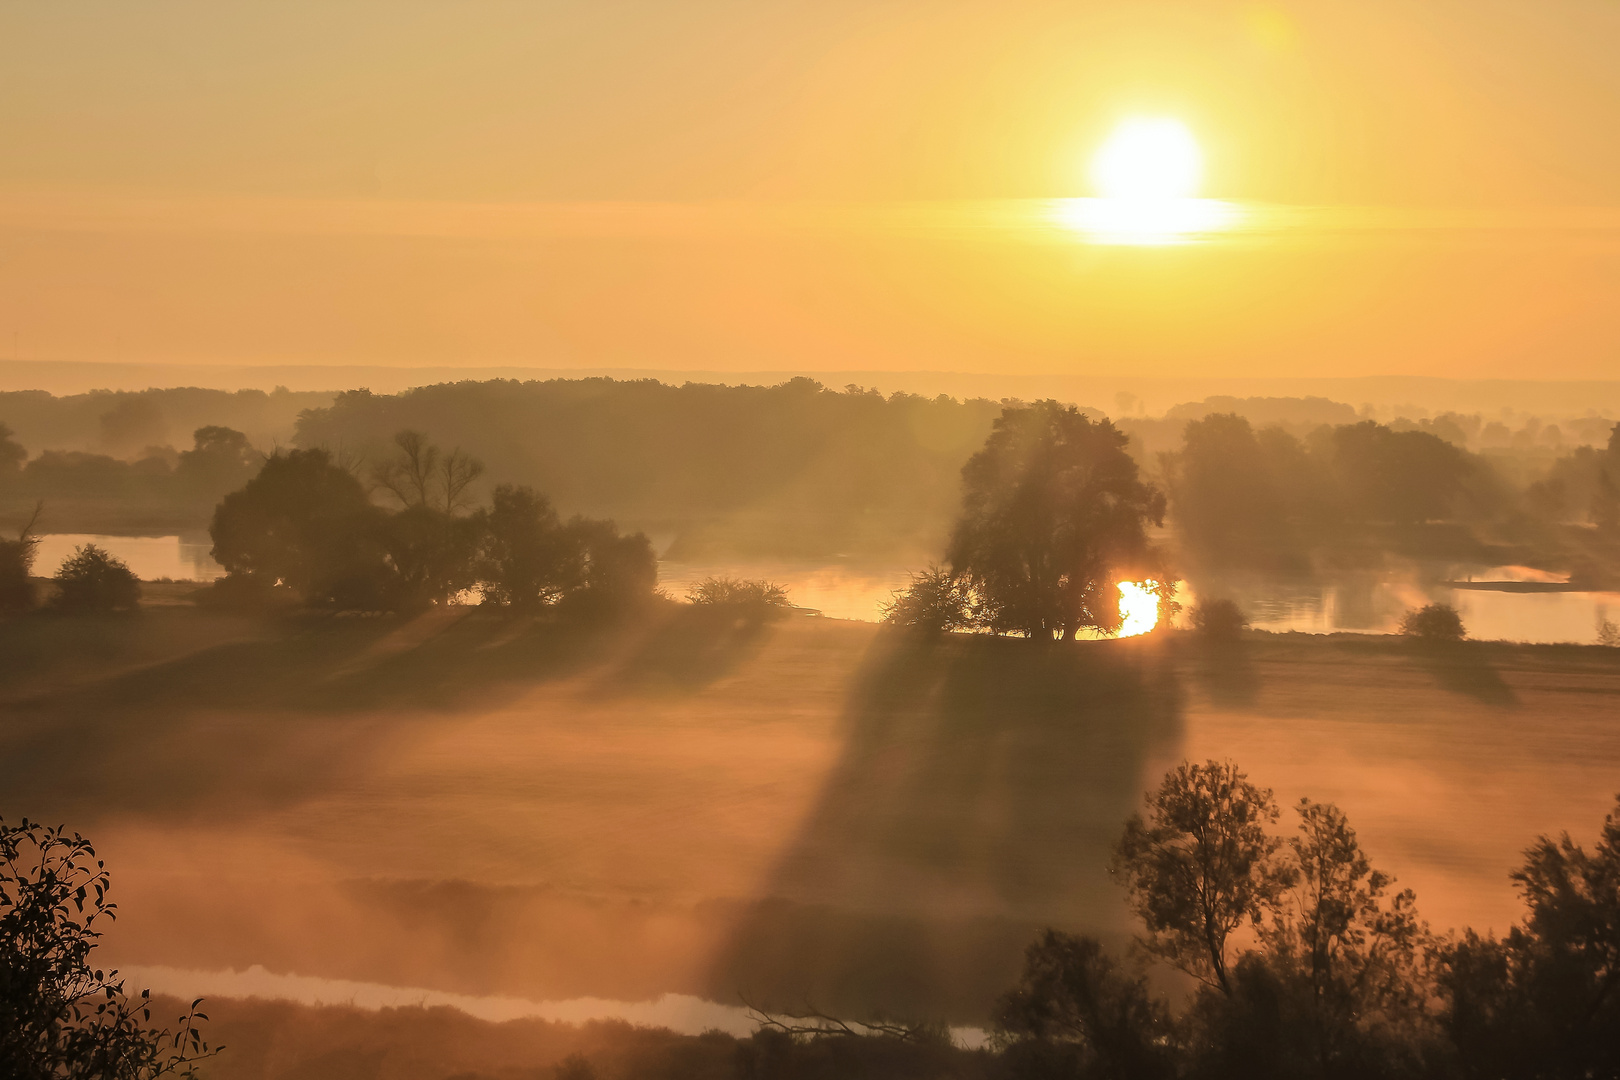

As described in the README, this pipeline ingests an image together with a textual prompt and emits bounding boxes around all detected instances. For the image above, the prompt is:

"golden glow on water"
[1117,580,1161,637]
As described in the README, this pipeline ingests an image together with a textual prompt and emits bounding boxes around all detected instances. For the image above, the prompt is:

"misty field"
[4,599,1620,1025]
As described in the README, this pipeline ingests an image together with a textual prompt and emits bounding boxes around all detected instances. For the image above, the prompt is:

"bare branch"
[741,996,927,1042]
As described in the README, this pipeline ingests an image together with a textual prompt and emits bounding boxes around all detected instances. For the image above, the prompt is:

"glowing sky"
[2,1,1619,378]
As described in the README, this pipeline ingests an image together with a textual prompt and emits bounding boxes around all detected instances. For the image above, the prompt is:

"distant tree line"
[8,381,1620,576]
[1163,412,1620,581]
[0,422,263,529]
[206,431,657,614]
[292,377,1007,559]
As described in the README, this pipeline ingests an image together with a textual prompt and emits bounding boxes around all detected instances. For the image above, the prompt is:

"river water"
[30,535,1620,644]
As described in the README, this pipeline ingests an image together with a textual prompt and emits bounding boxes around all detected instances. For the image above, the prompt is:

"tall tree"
[209,449,389,607]
[948,401,1165,641]
[1113,761,1294,995]
[473,485,585,608]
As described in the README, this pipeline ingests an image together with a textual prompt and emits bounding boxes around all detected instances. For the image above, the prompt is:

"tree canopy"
[948,401,1165,640]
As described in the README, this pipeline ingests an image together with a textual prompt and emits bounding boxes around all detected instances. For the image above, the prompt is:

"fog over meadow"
[6,371,1620,1072]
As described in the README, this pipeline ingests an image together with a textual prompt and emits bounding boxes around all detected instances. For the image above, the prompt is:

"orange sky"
[2,1,1619,379]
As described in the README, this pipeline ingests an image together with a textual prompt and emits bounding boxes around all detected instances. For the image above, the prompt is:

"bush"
[0,504,42,614]
[879,566,975,633]
[1,816,216,1077]
[685,577,792,622]
[1190,598,1249,640]
[1399,603,1466,642]
[50,544,141,612]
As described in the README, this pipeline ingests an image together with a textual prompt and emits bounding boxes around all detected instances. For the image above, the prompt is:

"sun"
[1090,118,1204,201]
[1054,117,1233,244]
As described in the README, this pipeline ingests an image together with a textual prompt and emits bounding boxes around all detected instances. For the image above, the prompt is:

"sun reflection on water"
[1117,580,1162,637]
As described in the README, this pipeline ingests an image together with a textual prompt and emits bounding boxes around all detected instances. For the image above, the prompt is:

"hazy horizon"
[4,1,1620,384]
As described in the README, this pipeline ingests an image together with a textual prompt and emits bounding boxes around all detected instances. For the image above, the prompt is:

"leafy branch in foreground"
[1,816,219,1079]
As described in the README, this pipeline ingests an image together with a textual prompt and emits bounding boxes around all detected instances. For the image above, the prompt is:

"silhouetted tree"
[993,931,1178,1079]
[209,449,390,607]
[0,502,42,614]
[1203,800,1435,1078]
[378,504,483,611]
[473,485,585,608]
[568,518,658,608]
[1169,414,1295,567]
[1113,761,1294,995]
[879,565,975,633]
[1,816,216,1078]
[1436,796,1620,1079]
[371,430,484,514]
[1191,598,1249,640]
[50,544,141,612]
[1594,469,1620,536]
[0,422,25,475]
[949,401,1166,641]
[173,426,258,504]
[1328,423,1473,526]
[1398,604,1465,642]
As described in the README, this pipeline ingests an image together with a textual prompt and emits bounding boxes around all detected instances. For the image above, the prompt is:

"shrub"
[51,544,141,612]
[1399,603,1466,642]
[685,577,792,621]
[1,816,216,1077]
[1190,598,1249,640]
[879,566,975,633]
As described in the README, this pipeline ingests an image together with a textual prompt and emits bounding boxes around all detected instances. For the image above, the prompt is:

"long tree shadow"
[591,606,783,696]
[1408,642,1520,706]
[706,631,1185,1021]
[1187,636,1262,708]
[0,609,624,826]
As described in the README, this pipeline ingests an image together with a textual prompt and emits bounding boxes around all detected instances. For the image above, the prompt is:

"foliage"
[0,502,42,614]
[879,565,976,633]
[993,930,1178,1079]
[173,427,259,505]
[685,576,792,622]
[1434,795,1620,1078]
[294,378,1007,559]
[948,401,1166,641]
[209,448,390,608]
[378,504,483,611]
[0,422,25,474]
[0,816,216,1078]
[1225,800,1435,1076]
[51,544,141,612]
[568,518,658,608]
[472,485,586,608]
[1113,761,1294,993]
[370,430,484,514]
[1600,619,1620,648]
[1164,412,1517,572]
[1398,604,1466,642]
[1191,598,1249,639]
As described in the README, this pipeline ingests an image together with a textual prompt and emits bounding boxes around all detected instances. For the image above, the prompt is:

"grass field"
[4,599,1620,1026]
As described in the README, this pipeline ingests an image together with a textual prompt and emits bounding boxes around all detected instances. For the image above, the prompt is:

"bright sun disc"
[1054,118,1233,244]
[1090,118,1203,200]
